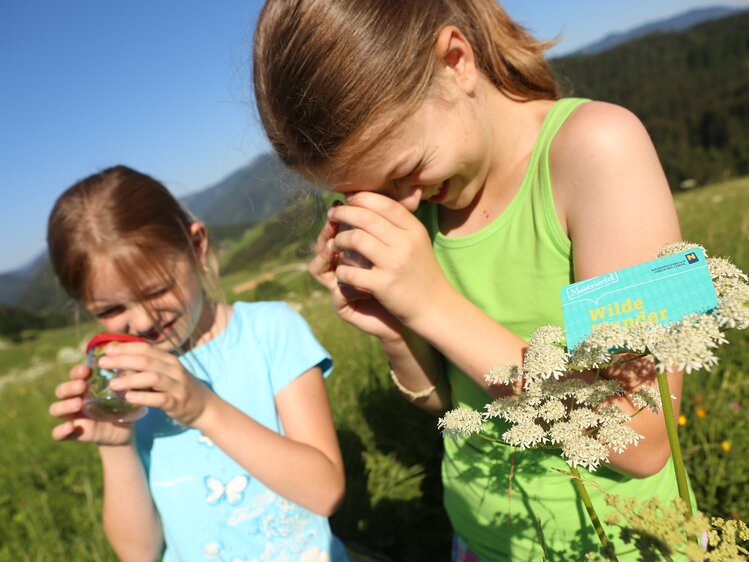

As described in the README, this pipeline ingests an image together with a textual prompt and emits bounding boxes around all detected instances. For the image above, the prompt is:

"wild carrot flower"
[630,386,663,413]
[437,407,484,440]
[522,325,568,387]
[484,364,521,386]
[502,420,547,448]
[649,315,725,373]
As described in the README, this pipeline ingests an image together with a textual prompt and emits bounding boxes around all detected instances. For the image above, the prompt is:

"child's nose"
[129,303,155,335]
[393,183,423,212]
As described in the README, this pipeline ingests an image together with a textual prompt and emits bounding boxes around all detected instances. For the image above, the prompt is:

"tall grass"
[0,177,746,561]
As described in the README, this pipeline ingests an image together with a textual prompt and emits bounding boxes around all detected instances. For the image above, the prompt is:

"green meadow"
[1,177,747,562]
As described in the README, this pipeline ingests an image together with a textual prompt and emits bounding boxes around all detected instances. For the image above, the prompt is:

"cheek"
[97,317,125,333]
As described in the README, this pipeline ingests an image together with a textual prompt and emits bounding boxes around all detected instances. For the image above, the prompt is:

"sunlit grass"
[0,176,746,561]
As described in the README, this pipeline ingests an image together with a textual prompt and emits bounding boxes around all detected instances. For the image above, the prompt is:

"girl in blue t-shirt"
[47,165,348,561]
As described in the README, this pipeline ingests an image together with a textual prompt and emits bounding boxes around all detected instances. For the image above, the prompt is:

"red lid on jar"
[86,333,146,353]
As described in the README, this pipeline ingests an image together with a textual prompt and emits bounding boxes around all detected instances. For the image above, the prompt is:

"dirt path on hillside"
[231,262,308,295]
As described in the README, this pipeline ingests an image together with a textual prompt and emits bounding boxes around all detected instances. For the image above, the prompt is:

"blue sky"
[1,0,747,274]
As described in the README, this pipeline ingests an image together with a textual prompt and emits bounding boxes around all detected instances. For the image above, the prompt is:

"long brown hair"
[47,165,217,307]
[253,0,559,175]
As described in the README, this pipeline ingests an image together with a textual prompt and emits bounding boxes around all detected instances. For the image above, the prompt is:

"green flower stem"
[569,466,619,562]
[475,433,505,445]
[656,370,693,517]
[567,351,648,372]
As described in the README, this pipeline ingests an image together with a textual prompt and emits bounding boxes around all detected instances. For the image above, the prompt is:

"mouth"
[428,180,449,203]
[141,318,177,343]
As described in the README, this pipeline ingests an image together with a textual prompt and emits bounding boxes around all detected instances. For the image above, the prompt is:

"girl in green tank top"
[254,1,687,560]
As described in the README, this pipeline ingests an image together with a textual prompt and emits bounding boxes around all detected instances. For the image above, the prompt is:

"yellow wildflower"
[677,414,687,426]
[695,406,707,418]
[721,440,731,453]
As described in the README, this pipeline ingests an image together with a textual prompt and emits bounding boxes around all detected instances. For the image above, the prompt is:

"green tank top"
[419,99,686,561]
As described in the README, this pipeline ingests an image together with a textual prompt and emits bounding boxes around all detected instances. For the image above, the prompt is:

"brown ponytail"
[253,0,558,175]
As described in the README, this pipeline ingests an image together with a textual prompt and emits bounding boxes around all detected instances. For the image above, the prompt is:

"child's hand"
[100,342,212,428]
[327,191,456,333]
[309,208,405,343]
[49,363,133,445]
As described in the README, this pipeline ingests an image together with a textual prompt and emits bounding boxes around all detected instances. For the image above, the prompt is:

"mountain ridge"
[569,5,747,55]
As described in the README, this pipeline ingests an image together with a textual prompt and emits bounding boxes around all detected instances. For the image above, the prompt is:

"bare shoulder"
[550,101,654,183]
[548,101,681,279]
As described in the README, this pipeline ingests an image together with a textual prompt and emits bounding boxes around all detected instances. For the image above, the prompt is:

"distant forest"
[553,11,749,189]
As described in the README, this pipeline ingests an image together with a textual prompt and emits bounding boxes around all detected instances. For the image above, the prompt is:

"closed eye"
[94,305,125,319]
[145,287,170,300]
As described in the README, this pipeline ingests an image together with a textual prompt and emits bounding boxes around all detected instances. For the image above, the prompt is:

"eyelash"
[95,306,124,320]
[405,158,425,178]
[93,286,171,319]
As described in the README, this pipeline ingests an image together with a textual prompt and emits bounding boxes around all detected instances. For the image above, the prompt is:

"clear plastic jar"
[82,333,148,423]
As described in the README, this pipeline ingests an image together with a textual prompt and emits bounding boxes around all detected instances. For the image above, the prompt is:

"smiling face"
[323,84,493,214]
[84,253,207,353]
[311,26,497,217]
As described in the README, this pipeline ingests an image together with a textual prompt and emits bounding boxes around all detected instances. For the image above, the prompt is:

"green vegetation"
[553,12,749,190]
[1,177,747,561]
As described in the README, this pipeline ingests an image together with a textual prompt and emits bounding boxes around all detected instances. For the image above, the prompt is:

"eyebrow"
[386,151,423,180]
[86,279,174,308]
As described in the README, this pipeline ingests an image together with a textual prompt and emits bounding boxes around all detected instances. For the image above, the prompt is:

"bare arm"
[191,367,345,516]
[48,365,163,560]
[380,328,451,415]
[99,443,164,561]
[551,101,683,476]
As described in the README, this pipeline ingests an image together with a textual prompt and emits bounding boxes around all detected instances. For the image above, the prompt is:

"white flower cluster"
[437,242,748,472]
[709,256,749,330]
[649,314,727,373]
[437,407,484,440]
[660,242,749,331]
[483,378,641,471]
[514,325,568,388]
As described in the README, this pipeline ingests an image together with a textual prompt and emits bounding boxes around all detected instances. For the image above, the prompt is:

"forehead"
[84,254,182,305]
[323,109,429,191]
[85,261,135,305]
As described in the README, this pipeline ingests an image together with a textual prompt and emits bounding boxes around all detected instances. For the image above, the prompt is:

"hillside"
[7,154,319,314]
[572,5,746,55]
[182,152,317,226]
[553,11,749,189]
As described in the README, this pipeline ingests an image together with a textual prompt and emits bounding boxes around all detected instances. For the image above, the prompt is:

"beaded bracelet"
[389,369,436,401]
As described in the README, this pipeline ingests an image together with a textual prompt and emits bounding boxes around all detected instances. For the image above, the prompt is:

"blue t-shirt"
[135,301,348,562]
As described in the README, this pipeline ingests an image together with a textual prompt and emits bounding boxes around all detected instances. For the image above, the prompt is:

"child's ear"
[434,26,478,95]
[189,222,209,267]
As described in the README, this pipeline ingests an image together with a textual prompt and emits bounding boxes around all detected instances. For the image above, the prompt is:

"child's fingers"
[314,215,339,255]
[120,390,165,409]
[49,396,84,419]
[50,418,87,441]
[54,378,87,400]
[69,363,91,380]
[309,236,339,290]
[343,191,419,229]
[99,346,174,374]
[109,370,166,393]
[51,420,77,441]
[328,203,414,250]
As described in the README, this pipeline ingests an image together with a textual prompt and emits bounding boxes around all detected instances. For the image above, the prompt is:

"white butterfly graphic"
[202,540,224,560]
[204,475,249,505]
